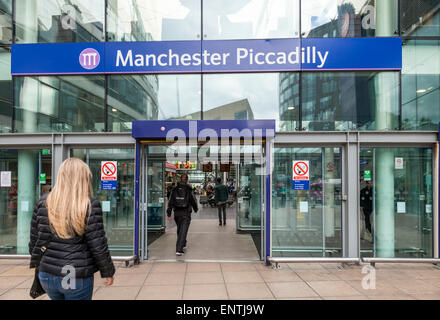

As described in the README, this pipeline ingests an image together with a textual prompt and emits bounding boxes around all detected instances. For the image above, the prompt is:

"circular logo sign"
[79,48,100,70]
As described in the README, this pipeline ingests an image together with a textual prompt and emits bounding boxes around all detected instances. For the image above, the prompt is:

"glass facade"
[15,0,105,43]
[0,1,438,260]
[0,148,51,254]
[14,76,105,132]
[0,0,435,133]
[272,147,343,257]
[302,0,398,38]
[360,147,433,258]
[70,148,135,256]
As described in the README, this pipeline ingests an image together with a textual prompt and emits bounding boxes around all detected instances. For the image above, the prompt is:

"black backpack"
[173,185,189,208]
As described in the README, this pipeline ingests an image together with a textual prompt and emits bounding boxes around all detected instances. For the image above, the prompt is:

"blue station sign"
[11,38,402,75]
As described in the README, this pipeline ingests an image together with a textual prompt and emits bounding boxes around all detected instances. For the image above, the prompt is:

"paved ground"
[149,219,260,260]
[1,259,440,300]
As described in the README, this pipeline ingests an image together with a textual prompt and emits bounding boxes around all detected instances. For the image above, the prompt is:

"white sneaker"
[176,252,184,256]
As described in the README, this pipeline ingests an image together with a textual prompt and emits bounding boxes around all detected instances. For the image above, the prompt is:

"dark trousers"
[174,215,191,252]
[364,209,372,233]
[217,203,226,224]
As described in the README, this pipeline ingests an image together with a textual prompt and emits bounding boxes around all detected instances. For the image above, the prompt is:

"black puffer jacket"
[29,194,115,279]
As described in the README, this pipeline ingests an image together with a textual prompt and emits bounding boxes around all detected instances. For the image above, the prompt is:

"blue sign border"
[11,38,402,75]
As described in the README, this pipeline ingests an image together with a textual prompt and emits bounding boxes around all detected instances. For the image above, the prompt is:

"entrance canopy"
[132,119,275,264]
[132,120,276,140]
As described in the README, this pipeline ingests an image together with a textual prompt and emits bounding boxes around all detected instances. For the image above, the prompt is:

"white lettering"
[210,53,222,65]
[158,54,167,66]
[317,51,329,68]
[134,54,144,66]
[266,52,276,64]
[116,50,133,67]
[237,48,248,64]
[255,52,265,65]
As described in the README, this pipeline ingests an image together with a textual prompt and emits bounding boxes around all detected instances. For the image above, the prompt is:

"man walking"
[167,174,198,256]
[215,177,229,226]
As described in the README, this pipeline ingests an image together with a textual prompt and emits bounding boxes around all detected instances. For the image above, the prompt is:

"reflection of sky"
[205,0,299,39]
[203,73,279,121]
[38,0,104,29]
[157,74,280,121]
[302,0,372,34]
[157,75,201,119]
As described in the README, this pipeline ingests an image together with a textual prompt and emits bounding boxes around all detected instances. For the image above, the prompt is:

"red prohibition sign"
[294,162,309,176]
[102,162,116,176]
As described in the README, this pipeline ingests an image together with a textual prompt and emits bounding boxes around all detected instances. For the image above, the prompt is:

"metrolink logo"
[165,121,274,175]
[79,48,100,70]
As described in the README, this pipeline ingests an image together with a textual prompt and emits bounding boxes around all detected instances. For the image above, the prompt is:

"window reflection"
[0,47,11,133]
[107,0,200,41]
[302,72,399,131]
[0,0,12,43]
[14,76,105,132]
[203,0,299,40]
[401,0,440,36]
[15,0,104,43]
[108,74,201,132]
[203,73,284,130]
[402,40,440,130]
[301,0,398,38]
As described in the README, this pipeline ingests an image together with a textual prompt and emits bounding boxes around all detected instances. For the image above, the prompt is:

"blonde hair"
[46,158,93,238]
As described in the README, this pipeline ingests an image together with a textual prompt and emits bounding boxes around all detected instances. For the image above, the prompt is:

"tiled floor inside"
[1,259,440,300]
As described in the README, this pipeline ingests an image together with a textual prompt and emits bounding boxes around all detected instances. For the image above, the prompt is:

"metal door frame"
[133,120,276,264]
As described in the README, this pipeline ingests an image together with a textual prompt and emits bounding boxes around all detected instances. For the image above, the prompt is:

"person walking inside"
[360,180,373,236]
[167,174,198,256]
[29,158,115,300]
[215,177,229,226]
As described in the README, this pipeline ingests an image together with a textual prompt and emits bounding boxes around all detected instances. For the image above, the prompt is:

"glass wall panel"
[15,0,104,43]
[70,148,135,256]
[272,147,343,257]
[0,47,11,133]
[302,0,398,37]
[0,149,51,255]
[203,0,299,40]
[203,73,296,132]
[302,72,399,131]
[402,39,440,130]
[401,0,440,36]
[108,74,201,132]
[360,147,433,258]
[0,0,12,43]
[107,0,201,41]
[14,76,105,133]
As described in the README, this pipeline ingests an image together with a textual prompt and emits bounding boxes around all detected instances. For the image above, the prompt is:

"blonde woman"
[29,158,115,300]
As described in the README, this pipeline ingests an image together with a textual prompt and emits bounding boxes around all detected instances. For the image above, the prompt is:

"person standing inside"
[29,158,115,300]
[360,180,373,235]
[167,174,198,256]
[215,177,229,226]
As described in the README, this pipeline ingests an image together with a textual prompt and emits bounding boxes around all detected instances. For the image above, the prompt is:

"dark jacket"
[360,186,373,213]
[214,183,229,203]
[29,194,115,279]
[167,183,198,217]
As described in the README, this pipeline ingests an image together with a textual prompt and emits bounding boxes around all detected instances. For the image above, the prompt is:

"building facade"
[0,0,439,262]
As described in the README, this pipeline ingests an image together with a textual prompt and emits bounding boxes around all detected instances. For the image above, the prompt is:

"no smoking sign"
[101,161,117,190]
[292,160,310,190]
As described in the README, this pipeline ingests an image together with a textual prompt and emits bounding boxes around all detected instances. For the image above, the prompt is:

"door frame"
[132,120,276,264]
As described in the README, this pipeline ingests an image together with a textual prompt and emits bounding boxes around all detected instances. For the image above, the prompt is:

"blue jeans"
[38,271,94,300]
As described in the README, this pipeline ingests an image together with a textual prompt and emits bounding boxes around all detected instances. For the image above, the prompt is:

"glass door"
[272,147,343,257]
